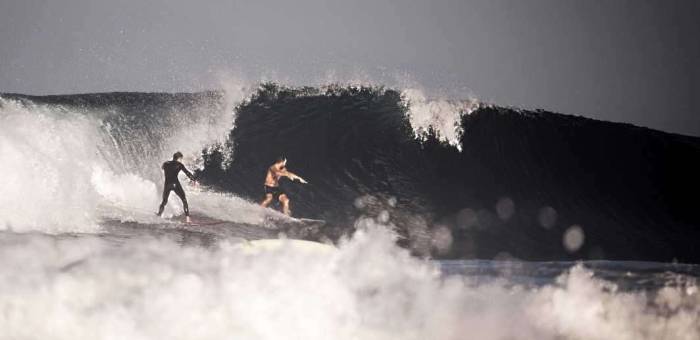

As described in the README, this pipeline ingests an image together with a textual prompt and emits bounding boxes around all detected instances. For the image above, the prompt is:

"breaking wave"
[0,82,249,232]
[1,81,699,339]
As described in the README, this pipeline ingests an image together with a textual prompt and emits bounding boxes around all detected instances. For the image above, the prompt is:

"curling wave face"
[2,82,700,262]
[197,83,700,262]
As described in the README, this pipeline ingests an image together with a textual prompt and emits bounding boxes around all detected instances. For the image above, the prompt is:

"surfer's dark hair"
[173,151,183,160]
[276,156,285,163]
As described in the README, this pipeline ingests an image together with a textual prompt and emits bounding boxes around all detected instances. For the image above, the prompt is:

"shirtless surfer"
[261,157,307,216]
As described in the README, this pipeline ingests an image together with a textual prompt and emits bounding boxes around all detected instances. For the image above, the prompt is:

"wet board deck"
[165,214,229,226]
[290,218,326,225]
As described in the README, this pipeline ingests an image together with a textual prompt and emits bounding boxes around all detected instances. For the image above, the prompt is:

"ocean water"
[0,226,697,340]
[0,81,698,339]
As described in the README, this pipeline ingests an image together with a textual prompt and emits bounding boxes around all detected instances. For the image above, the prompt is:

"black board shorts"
[265,185,285,199]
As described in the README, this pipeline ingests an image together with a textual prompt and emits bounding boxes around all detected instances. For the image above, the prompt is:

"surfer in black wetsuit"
[261,157,307,216]
[157,151,197,223]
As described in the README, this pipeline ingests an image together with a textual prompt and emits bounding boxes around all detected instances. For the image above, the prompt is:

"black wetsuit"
[157,160,195,217]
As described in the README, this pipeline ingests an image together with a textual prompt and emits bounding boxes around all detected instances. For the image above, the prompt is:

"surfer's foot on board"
[185,216,192,224]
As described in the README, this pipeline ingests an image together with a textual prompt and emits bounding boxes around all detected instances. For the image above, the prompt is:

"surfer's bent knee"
[261,194,273,206]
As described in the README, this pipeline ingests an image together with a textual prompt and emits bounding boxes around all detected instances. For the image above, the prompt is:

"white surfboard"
[290,217,326,225]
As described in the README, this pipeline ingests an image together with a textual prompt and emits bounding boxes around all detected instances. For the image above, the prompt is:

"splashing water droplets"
[431,225,454,255]
[456,208,477,229]
[538,206,558,229]
[401,88,479,149]
[495,197,516,221]
[563,225,585,253]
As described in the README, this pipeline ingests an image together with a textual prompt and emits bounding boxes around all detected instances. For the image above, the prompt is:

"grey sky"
[1,0,698,136]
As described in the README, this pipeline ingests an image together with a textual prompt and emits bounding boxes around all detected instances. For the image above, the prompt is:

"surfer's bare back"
[261,157,307,216]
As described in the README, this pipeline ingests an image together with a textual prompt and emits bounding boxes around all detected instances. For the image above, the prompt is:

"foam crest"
[530,266,700,340]
[0,99,103,231]
[401,88,479,148]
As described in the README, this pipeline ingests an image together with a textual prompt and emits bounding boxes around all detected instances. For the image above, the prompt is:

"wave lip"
[401,87,480,148]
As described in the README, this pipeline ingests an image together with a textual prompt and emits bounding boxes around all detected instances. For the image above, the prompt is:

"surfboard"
[290,218,326,225]
[182,220,227,226]
[164,215,228,227]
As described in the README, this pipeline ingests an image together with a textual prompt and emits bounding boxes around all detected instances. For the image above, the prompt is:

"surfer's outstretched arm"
[180,163,196,181]
[281,170,307,184]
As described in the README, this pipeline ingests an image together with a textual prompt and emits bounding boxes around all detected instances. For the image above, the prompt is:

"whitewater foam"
[0,80,256,233]
[0,224,696,340]
[401,88,479,149]
[0,98,103,231]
